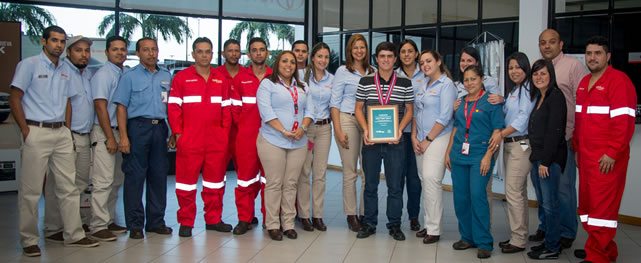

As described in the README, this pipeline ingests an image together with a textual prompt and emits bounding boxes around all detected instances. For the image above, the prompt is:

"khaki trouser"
[503,139,532,247]
[89,125,124,232]
[257,134,307,230]
[19,126,85,247]
[415,132,450,236]
[337,113,364,216]
[297,122,332,218]
[44,132,91,235]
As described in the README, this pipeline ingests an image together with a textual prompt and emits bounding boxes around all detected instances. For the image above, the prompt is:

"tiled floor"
[1,170,640,262]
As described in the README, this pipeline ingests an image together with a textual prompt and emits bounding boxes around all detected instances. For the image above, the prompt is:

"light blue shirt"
[257,78,314,149]
[91,61,123,127]
[112,64,171,119]
[330,65,373,114]
[65,58,95,133]
[455,76,499,98]
[414,74,457,141]
[306,70,334,120]
[10,51,78,122]
[396,64,426,133]
[503,82,535,137]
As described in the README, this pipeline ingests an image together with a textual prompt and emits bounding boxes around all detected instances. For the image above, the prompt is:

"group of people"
[9,25,636,263]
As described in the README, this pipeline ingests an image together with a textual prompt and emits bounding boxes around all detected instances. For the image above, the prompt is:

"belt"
[342,112,355,116]
[26,119,65,129]
[133,117,164,125]
[504,135,528,143]
[315,118,331,125]
[72,131,90,136]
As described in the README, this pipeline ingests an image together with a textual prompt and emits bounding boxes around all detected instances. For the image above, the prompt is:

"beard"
[73,63,88,69]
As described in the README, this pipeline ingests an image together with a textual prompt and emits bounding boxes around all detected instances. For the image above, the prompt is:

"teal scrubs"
[449,91,504,251]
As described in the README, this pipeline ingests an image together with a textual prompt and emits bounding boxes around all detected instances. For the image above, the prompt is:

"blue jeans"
[531,161,562,252]
[451,162,494,251]
[535,143,578,240]
[361,139,405,228]
[401,132,421,220]
[122,117,169,230]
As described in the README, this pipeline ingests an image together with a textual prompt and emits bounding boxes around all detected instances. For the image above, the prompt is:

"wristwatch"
[425,135,433,142]
[302,125,308,132]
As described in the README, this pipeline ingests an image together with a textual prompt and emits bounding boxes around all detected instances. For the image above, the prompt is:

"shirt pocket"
[131,79,150,106]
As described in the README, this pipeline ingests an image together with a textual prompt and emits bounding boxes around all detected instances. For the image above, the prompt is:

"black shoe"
[284,229,298,239]
[45,231,64,243]
[410,218,420,231]
[178,225,192,237]
[388,226,405,241]
[453,240,475,250]
[501,243,525,254]
[312,218,327,231]
[477,249,492,259]
[528,229,545,242]
[416,228,427,238]
[574,249,586,259]
[206,222,233,232]
[300,218,314,232]
[233,221,252,235]
[356,224,376,239]
[560,237,574,249]
[108,223,128,234]
[268,229,283,241]
[22,245,41,257]
[347,215,361,232]
[129,229,144,239]
[527,248,560,260]
[423,235,440,244]
[146,225,173,235]
[251,217,259,225]
[530,243,546,252]
[498,239,510,249]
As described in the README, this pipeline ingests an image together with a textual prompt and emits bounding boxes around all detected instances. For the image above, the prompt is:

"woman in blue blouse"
[445,65,504,259]
[256,51,314,241]
[296,42,334,232]
[411,50,457,244]
[489,52,536,253]
[329,33,375,231]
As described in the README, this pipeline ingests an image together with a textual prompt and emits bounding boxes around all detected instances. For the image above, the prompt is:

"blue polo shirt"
[396,64,427,133]
[414,74,457,141]
[330,65,374,114]
[503,82,535,137]
[91,61,123,127]
[306,69,334,120]
[257,78,314,149]
[10,51,78,122]
[112,64,171,119]
[450,92,504,164]
[65,58,95,133]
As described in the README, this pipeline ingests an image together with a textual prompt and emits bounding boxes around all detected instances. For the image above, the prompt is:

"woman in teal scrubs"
[445,65,504,259]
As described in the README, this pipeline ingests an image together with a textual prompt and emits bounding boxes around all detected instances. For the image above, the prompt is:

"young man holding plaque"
[354,42,414,241]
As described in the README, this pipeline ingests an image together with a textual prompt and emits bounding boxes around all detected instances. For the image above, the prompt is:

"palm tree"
[230,21,295,49]
[98,13,191,44]
[0,3,56,43]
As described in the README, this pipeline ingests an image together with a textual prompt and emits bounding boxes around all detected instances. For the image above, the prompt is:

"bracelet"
[281,128,287,134]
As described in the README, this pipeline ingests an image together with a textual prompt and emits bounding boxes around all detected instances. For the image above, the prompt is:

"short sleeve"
[112,72,132,107]
[10,60,33,92]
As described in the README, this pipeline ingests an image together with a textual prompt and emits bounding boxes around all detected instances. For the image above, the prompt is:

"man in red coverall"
[573,36,637,263]
[168,37,232,237]
[225,37,273,235]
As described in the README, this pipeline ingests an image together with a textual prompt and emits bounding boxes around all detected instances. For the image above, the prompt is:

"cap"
[67,35,93,49]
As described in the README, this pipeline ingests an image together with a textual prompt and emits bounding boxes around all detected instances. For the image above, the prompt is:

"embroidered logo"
[38,74,48,78]
[212,79,223,83]
[185,79,198,83]
[241,81,253,84]
[596,86,605,91]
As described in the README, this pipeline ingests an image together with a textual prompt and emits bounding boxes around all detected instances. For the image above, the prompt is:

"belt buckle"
[151,119,160,125]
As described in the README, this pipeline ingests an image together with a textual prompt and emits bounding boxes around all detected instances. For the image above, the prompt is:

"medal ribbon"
[374,72,397,105]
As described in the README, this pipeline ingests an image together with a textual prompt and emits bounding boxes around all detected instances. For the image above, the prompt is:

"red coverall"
[574,66,637,263]
[168,66,231,227]
[219,65,272,224]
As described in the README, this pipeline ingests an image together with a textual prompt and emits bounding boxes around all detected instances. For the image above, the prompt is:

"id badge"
[520,141,529,151]
[161,91,168,103]
[461,142,470,155]
[292,121,299,131]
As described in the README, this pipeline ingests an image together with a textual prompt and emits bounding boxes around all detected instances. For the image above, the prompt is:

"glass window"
[406,0,437,25]
[404,27,437,52]
[319,34,341,74]
[32,0,114,8]
[482,21,519,59]
[319,0,340,33]
[615,0,641,8]
[224,20,300,66]
[555,15,609,53]
[372,0,401,28]
[612,13,641,103]
[439,24,478,81]
[120,0,219,16]
[555,0,608,13]
[343,0,369,30]
[442,0,478,22]
[483,0,518,19]
[222,0,304,23]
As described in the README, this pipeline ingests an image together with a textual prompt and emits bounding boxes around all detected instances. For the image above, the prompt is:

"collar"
[105,61,123,73]
[311,69,330,84]
[396,63,421,79]
[39,51,61,70]
[551,52,565,66]
[426,74,447,88]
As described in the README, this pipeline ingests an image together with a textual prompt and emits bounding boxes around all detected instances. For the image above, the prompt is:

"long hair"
[505,52,532,95]
[345,34,374,74]
[419,49,452,80]
[396,39,419,69]
[304,42,331,84]
[269,51,303,90]
[529,59,558,102]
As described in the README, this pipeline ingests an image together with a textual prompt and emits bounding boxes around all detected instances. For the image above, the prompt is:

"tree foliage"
[0,3,56,43]
[98,13,191,44]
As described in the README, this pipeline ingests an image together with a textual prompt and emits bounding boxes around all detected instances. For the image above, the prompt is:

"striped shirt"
[355,72,414,118]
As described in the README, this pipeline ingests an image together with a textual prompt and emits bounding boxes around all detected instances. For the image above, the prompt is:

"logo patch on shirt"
[185,79,198,83]
[38,74,48,79]
[324,85,331,89]
[60,73,69,79]
[596,86,605,91]
[161,80,170,85]
[212,79,223,83]
[241,81,253,84]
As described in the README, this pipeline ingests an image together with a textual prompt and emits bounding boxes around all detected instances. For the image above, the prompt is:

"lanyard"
[463,90,484,141]
[280,79,299,115]
[374,72,397,105]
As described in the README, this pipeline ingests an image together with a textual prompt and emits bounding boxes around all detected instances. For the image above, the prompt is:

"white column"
[519,0,548,61]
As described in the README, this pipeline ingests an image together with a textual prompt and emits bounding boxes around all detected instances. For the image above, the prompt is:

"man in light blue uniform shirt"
[113,37,173,239]
[9,26,99,257]
[44,35,96,242]
[89,35,129,241]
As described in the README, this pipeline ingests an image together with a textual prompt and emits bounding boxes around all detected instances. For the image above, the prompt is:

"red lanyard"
[280,79,299,115]
[374,72,397,105]
[463,90,484,141]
